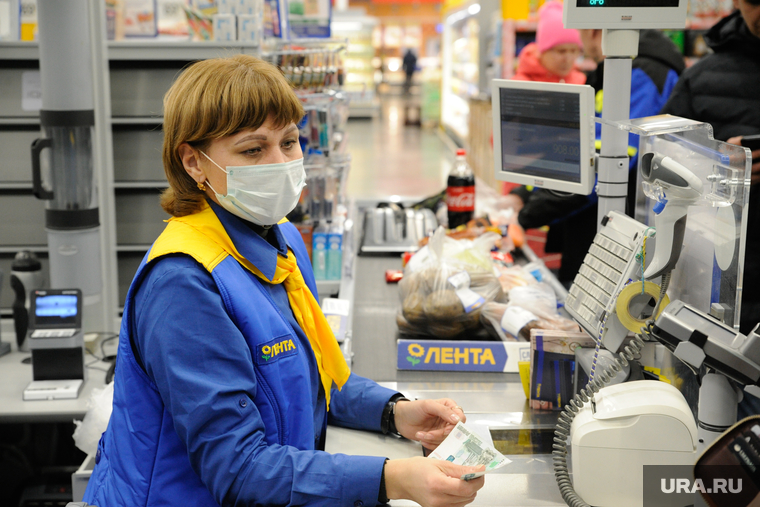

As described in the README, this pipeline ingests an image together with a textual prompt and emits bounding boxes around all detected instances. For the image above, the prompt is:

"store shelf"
[0,245,48,254]
[0,41,39,59]
[0,183,33,191]
[0,40,260,61]
[108,40,260,60]
[116,244,152,253]
[113,181,168,190]
[0,118,39,126]
[111,117,163,125]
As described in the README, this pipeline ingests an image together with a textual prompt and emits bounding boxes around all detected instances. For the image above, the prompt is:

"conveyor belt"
[350,254,518,383]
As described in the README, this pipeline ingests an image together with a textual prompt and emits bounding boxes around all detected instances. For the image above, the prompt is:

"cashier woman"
[82,55,484,507]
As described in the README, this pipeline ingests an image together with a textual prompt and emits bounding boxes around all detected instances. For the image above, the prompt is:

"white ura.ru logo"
[661,478,742,494]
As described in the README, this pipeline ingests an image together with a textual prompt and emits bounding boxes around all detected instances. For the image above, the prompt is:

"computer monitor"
[563,0,687,29]
[491,80,596,195]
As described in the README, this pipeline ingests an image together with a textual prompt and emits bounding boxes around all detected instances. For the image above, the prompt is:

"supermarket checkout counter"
[335,203,566,505]
[347,200,566,383]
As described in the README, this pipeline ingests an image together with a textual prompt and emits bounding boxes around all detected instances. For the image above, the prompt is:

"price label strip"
[428,421,511,481]
[447,272,485,313]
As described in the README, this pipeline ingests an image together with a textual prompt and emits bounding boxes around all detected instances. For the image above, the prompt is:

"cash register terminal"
[23,289,85,400]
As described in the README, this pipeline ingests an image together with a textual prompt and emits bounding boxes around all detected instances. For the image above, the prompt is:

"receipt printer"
[27,289,86,382]
[571,381,698,507]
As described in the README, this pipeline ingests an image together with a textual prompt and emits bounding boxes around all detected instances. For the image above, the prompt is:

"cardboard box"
[237,0,261,15]
[237,13,261,42]
[529,329,595,411]
[212,13,235,41]
[397,338,531,373]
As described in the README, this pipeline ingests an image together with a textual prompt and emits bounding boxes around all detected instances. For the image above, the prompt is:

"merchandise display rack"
[0,33,353,323]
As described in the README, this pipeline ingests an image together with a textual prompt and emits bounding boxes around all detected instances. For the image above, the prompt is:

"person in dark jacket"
[506,30,685,284]
[402,48,417,94]
[661,0,760,338]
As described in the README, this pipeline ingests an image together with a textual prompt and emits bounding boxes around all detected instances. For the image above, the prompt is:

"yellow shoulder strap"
[148,207,289,274]
[148,219,228,273]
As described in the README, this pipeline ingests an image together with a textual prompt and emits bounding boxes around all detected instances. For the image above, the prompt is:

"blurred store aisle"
[345,96,452,203]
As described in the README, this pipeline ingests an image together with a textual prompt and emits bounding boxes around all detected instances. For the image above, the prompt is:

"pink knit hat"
[535,1,582,52]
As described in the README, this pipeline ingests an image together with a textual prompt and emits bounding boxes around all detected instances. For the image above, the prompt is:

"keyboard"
[565,211,648,351]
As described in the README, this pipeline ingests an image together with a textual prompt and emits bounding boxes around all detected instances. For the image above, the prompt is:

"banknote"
[427,421,511,480]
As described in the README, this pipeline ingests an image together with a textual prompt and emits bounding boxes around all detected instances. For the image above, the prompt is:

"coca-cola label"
[447,186,475,212]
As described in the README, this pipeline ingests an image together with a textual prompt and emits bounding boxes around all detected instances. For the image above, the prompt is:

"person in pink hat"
[513,1,586,83]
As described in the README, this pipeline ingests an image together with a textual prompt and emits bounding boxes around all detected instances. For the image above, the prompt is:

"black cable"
[99,333,119,362]
[84,357,111,374]
[105,362,116,384]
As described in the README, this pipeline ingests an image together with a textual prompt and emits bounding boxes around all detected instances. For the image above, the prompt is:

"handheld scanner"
[640,153,703,279]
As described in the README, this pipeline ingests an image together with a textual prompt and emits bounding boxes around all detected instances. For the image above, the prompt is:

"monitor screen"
[498,87,584,184]
[34,293,79,327]
[492,80,594,194]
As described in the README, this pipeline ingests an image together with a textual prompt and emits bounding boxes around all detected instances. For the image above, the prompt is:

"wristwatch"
[380,394,409,437]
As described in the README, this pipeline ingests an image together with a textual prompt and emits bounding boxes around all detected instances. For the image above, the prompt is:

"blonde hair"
[161,55,305,216]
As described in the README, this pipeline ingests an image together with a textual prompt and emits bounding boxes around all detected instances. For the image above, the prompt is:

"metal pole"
[88,0,119,333]
[596,29,639,229]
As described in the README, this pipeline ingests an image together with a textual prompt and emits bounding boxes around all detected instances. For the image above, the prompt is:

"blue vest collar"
[208,200,290,282]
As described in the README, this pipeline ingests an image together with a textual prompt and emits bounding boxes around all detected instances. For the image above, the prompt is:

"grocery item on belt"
[397,227,506,340]
[493,264,538,293]
[480,283,580,341]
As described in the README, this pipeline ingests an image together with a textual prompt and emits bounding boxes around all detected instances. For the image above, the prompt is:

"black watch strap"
[380,394,408,436]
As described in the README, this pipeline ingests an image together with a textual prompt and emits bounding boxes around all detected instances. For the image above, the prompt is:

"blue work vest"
[83,220,324,506]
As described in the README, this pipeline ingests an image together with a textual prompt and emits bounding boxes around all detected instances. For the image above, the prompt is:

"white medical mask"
[201,151,306,226]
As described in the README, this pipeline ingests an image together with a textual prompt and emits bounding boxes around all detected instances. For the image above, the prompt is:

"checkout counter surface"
[325,381,565,506]
[0,346,109,423]
[344,247,567,505]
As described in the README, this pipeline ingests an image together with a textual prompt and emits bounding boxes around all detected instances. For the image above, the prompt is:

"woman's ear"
[178,143,204,184]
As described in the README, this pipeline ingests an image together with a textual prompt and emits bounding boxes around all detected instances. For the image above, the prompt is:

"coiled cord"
[553,272,671,507]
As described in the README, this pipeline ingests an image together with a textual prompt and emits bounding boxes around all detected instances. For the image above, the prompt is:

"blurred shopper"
[512,1,585,84]
[506,29,684,284]
[662,0,760,337]
[402,48,418,95]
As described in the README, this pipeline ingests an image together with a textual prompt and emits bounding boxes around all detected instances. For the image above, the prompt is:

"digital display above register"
[564,0,687,29]
[576,0,679,7]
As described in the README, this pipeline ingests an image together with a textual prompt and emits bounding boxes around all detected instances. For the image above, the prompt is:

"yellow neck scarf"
[153,204,350,409]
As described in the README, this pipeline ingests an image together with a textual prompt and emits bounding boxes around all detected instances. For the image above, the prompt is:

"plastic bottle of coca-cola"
[446,149,475,229]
